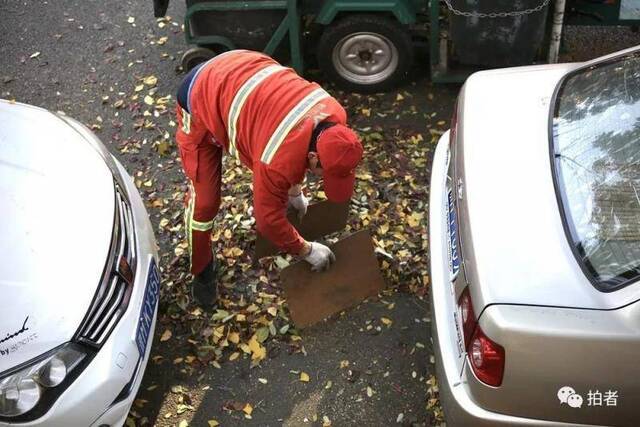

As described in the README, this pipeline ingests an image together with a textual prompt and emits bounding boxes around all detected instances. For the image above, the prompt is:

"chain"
[442,0,552,18]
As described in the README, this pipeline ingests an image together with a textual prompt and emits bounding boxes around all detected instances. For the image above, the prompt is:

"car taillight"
[458,287,505,387]
[469,327,505,387]
[458,287,476,347]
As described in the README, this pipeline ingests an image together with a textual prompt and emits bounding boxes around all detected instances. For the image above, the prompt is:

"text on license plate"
[447,190,461,279]
[136,259,160,356]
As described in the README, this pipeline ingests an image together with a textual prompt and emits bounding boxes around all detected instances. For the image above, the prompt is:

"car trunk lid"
[454,64,640,311]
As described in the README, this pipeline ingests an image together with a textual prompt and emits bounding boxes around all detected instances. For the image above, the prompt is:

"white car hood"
[458,63,640,310]
[0,101,114,372]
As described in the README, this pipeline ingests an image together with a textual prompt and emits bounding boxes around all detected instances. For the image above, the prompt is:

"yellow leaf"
[208,421,219,427]
[143,75,158,86]
[300,372,310,382]
[407,212,424,228]
[228,332,240,344]
[379,223,389,235]
[144,95,154,105]
[160,329,172,342]
[229,352,240,361]
[381,317,393,326]
[248,336,266,361]
[396,93,404,101]
[134,84,144,92]
[267,306,278,316]
[243,403,253,415]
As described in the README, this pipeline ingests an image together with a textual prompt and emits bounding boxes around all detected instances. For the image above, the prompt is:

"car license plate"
[447,190,461,280]
[135,259,160,356]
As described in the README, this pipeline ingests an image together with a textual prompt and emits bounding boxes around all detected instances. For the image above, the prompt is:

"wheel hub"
[333,32,399,85]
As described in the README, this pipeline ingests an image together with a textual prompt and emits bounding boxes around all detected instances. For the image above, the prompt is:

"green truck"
[153,0,640,92]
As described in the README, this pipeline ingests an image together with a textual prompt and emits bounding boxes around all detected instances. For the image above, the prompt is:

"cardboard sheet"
[254,201,349,260]
[280,229,385,328]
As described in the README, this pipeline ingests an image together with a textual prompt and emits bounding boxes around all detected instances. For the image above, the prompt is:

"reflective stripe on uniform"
[191,218,214,231]
[187,49,243,113]
[185,182,215,232]
[260,87,330,165]
[227,64,286,158]
[184,182,195,269]
[184,181,214,269]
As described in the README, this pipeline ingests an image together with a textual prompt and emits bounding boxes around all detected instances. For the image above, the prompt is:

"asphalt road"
[2,1,639,426]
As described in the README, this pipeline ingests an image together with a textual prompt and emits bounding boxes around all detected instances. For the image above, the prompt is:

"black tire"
[181,47,216,72]
[317,14,413,93]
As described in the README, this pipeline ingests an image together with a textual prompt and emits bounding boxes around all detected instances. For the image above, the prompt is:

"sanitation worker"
[175,50,364,308]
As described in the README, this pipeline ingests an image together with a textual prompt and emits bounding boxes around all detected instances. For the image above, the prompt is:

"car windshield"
[553,52,640,291]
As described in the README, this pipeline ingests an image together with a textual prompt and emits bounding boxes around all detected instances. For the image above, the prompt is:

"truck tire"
[317,14,413,93]
[181,47,216,72]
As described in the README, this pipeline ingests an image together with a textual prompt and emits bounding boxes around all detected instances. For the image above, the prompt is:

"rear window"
[553,52,640,292]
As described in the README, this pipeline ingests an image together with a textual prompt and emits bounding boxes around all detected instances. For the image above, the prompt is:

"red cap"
[316,124,363,203]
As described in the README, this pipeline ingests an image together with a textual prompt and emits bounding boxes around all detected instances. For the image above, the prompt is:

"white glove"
[304,242,336,272]
[288,192,309,220]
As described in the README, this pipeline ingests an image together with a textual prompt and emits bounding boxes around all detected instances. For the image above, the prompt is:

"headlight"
[0,343,87,418]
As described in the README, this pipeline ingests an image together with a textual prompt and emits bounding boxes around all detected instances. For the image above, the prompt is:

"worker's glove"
[288,192,309,221]
[304,242,336,272]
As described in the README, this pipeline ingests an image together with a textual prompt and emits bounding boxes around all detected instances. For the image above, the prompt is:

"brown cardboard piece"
[280,229,385,328]
[254,201,349,261]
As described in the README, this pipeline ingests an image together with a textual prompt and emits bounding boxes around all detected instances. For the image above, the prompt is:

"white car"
[0,100,159,426]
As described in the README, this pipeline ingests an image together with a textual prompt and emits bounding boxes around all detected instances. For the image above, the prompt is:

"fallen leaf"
[160,329,172,342]
[228,332,240,344]
[255,326,269,343]
[300,372,310,382]
[248,335,266,361]
[208,421,219,427]
[143,75,158,86]
[243,403,253,415]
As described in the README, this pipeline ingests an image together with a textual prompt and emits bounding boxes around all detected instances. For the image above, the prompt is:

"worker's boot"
[191,259,218,310]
